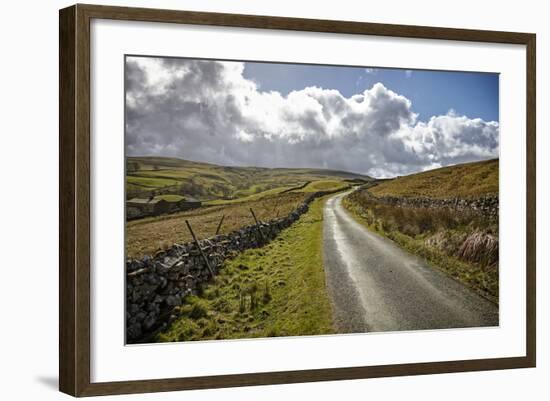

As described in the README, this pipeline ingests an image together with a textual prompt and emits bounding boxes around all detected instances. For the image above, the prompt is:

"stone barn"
[176,196,202,211]
[126,198,170,219]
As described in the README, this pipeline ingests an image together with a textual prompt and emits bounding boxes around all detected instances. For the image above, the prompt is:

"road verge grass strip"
[157,197,334,342]
[342,194,498,304]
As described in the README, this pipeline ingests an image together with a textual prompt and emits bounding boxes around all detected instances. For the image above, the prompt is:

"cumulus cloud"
[125,57,499,177]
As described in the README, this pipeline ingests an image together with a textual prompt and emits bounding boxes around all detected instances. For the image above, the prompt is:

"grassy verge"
[157,197,334,342]
[343,193,498,303]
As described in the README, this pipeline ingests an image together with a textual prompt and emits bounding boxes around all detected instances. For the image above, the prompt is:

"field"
[343,159,499,302]
[297,180,349,193]
[369,158,498,199]
[154,194,186,202]
[203,180,348,206]
[126,157,369,258]
[127,156,369,201]
[157,196,334,342]
[126,192,309,259]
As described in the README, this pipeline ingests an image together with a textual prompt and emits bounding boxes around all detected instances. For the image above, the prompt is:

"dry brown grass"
[370,158,498,199]
[347,190,487,235]
[126,192,308,259]
[456,232,499,268]
[344,190,499,301]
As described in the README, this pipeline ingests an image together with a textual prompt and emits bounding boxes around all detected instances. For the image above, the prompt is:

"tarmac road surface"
[322,191,499,333]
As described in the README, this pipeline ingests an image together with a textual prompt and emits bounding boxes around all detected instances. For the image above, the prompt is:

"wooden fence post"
[215,214,225,235]
[185,220,214,277]
[249,208,266,243]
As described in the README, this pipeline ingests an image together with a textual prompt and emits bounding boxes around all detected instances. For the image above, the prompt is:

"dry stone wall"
[362,189,499,220]
[126,187,348,343]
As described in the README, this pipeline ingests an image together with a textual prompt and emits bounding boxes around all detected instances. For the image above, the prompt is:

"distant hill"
[369,159,499,199]
[126,156,372,201]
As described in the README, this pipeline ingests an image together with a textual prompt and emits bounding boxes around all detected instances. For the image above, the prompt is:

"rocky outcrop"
[126,187,348,343]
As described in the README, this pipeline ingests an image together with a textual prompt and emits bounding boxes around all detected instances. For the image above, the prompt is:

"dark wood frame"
[59,3,536,397]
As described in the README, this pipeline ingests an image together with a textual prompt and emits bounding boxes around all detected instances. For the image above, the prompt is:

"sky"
[125,56,499,178]
[244,63,499,122]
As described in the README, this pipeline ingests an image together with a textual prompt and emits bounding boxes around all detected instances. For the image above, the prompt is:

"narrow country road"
[323,191,499,333]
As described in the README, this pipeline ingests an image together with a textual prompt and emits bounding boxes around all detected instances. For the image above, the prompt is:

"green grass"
[387,231,498,301]
[204,185,296,206]
[126,156,370,202]
[298,180,348,193]
[370,158,498,199]
[156,197,334,342]
[154,194,186,202]
[126,175,178,188]
[132,169,194,180]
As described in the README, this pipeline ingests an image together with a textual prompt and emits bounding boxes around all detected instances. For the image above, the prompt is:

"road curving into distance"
[322,190,499,333]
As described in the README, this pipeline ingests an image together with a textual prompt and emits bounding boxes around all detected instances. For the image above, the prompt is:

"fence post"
[215,214,225,235]
[249,208,266,243]
[185,220,214,277]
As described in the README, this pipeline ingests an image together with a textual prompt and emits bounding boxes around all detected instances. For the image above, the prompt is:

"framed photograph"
[59,4,536,397]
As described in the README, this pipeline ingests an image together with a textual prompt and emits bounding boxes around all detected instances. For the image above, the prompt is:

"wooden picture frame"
[59,3,536,397]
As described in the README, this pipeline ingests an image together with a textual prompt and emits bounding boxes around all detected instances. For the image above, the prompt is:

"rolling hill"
[369,158,499,199]
[126,156,372,201]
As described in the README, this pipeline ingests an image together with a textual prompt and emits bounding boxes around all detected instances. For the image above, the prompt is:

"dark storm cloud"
[125,57,499,177]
